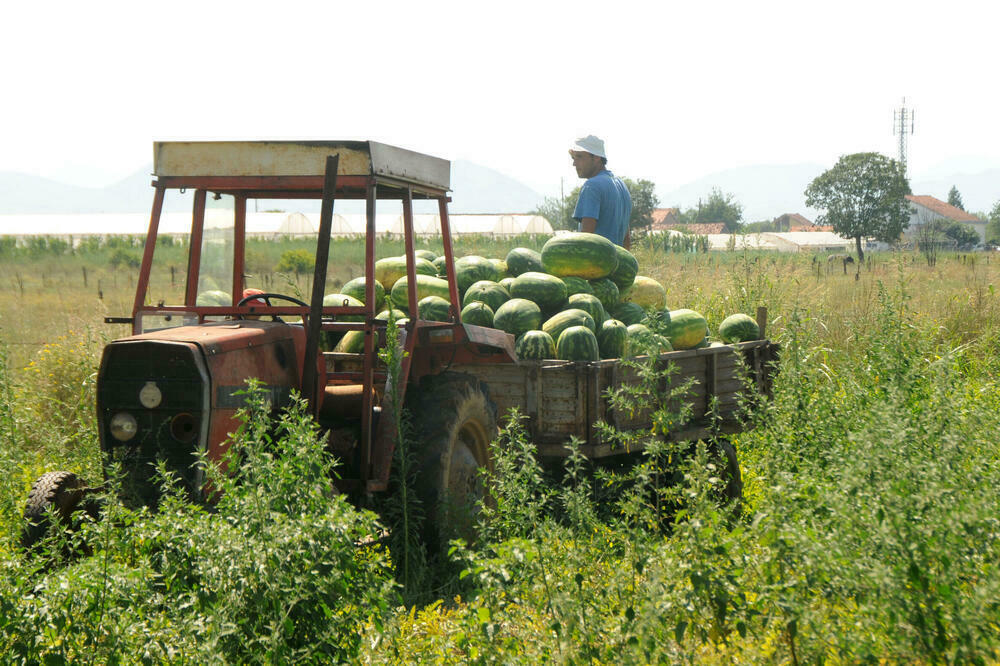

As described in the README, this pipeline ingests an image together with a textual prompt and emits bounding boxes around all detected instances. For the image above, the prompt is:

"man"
[569,135,632,247]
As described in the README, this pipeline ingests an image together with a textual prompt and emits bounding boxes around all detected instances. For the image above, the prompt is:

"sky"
[3,0,1000,202]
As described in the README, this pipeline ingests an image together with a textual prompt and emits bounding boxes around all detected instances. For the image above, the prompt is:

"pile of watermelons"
[332,232,762,360]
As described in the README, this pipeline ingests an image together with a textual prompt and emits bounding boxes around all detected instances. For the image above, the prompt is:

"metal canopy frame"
[132,146,463,494]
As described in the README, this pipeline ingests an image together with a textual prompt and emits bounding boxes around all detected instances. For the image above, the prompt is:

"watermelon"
[390,275,451,310]
[490,258,508,276]
[541,232,619,279]
[662,309,709,350]
[341,277,385,311]
[556,325,600,362]
[597,319,628,359]
[610,301,646,326]
[493,298,542,337]
[322,293,365,321]
[374,256,436,291]
[417,295,452,322]
[589,278,620,310]
[461,301,495,328]
[333,330,365,353]
[622,276,667,309]
[718,313,760,343]
[499,276,516,292]
[509,271,568,313]
[567,293,606,326]
[415,249,438,262]
[196,290,231,306]
[375,308,406,322]
[505,247,544,276]
[626,323,672,356]
[462,280,510,313]
[515,330,556,360]
[542,308,597,341]
[561,276,594,298]
[432,255,448,276]
[608,246,639,291]
[455,256,502,296]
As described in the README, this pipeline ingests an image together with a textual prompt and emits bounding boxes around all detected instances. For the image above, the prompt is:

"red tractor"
[22,140,778,548]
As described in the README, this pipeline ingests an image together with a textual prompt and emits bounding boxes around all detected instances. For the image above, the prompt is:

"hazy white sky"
[3,0,999,199]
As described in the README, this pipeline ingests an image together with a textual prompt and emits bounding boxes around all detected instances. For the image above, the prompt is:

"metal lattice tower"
[893,97,914,176]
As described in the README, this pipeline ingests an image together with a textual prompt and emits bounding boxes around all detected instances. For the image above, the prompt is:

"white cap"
[569,135,606,159]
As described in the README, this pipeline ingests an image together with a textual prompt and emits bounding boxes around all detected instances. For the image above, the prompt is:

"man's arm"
[580,217,597,234]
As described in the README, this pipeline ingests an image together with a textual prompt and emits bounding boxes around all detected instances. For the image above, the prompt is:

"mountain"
[0,161,547,216]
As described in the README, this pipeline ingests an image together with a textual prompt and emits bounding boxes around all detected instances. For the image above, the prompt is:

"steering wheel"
[236,292,308,324]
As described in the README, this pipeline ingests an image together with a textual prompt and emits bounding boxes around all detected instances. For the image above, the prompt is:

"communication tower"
[893,98,914,176]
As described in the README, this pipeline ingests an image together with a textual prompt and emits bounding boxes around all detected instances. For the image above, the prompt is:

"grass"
[2,236,1000,662]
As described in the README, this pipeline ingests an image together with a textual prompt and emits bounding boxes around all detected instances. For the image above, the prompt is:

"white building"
[904,195,986,243]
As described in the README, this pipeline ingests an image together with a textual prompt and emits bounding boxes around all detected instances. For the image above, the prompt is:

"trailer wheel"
[21,471,88,552]
[409,373,498,548]
[714,439,743,515]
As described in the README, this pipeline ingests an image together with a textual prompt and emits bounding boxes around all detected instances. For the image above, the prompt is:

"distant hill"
[0,160,547,216]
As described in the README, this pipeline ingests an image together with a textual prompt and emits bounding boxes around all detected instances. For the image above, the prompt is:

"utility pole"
[893,97,915,177]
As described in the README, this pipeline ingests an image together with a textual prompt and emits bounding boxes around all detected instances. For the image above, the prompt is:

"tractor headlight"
[109,412,138,442]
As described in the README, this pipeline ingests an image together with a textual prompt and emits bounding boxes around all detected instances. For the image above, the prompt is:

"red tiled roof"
[650,207,679,226]
[668,223,726,235]
[906,195,982,223]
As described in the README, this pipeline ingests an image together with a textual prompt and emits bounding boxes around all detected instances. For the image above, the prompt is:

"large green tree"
[531,177,660,238]
[986,200,1000,245]
[804,152,911,262]
[678,187,744,232]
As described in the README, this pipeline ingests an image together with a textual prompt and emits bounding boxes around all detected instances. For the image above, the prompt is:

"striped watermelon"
[608,246,639,291]
[561,276,594,298]
[374,256,436,291]
[415,249,438,262]
[432,255,448,276]
[341,277,385,312]
[515,330,556,360]
[505,247,544,276]
[597,319,628,359]
[718,313,760,343]
[499,276,516,292]
[610,301,646,326]
[509,271,568,313]
[455,256,502,296]
[461,301,495,327]
[390,275,451,311]
[542,308,596,341]
[462,280,510,313]
[567,293,606,326]
[417,296,452,322]
[556,325,600,362]
[322,294,365,321]
[663,309,709,350]
[541,232,619,279]
[589,277,620,310]
[493,298,542,337]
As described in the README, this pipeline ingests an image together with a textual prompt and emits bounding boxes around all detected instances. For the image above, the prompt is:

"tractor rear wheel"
[409,373,498,549]
[21,471,88,552]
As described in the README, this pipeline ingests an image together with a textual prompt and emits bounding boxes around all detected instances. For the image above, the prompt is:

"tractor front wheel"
[21,470,89,552]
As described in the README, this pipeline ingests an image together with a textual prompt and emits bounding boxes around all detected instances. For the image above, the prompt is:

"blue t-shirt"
[572,169,632,245]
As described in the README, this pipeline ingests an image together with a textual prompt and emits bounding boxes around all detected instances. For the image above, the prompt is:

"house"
[773,213,833,232]
[904,195,986,243]
[672,223,727,235]
[649,207,681,231]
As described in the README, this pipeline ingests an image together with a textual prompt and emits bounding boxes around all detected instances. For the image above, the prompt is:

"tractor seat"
[318,383,375,423]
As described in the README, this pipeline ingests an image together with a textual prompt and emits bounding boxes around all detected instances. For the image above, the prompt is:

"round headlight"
[109,412,138,442]
[139,381,162,409]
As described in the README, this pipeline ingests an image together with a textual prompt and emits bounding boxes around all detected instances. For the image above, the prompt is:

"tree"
[532,192,577,231]
[986,201,1000,246]
[804,152,911,262]
[947,185,965,211]
[678,188,744,232]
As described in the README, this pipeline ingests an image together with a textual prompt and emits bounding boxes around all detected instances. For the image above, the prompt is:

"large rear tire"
[409,373,498,549]
[21,470,87,552]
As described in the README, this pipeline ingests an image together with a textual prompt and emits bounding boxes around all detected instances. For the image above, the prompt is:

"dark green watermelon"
[556,325,600,362]
[493,298,543,337]
[718,313,760,343]
[567,293,606,326]
[415,249,438,262]
[589,277,620,311]
[432,255,448,276]
[561,276,594,298]
[610,301,646,326]
[461,301,495,328]
[417,295,452,322]
[341,277,385,312]
[505,247,544,276]
[462,280,510,313]
[515,330,556,360]
[608,245,639,290]
[455,256,502,296]
[509,271,568,313]
[597,319,628,359]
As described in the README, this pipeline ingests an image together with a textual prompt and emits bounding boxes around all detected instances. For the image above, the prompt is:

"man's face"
[570,151,603,179]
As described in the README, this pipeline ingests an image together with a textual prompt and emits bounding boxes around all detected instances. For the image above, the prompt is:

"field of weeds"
[1,236,999,663]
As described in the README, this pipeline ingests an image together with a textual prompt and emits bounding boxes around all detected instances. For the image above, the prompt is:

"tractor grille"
[98,341,208,508]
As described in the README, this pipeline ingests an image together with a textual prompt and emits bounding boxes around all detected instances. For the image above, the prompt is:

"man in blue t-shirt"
[569,135,632,247]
